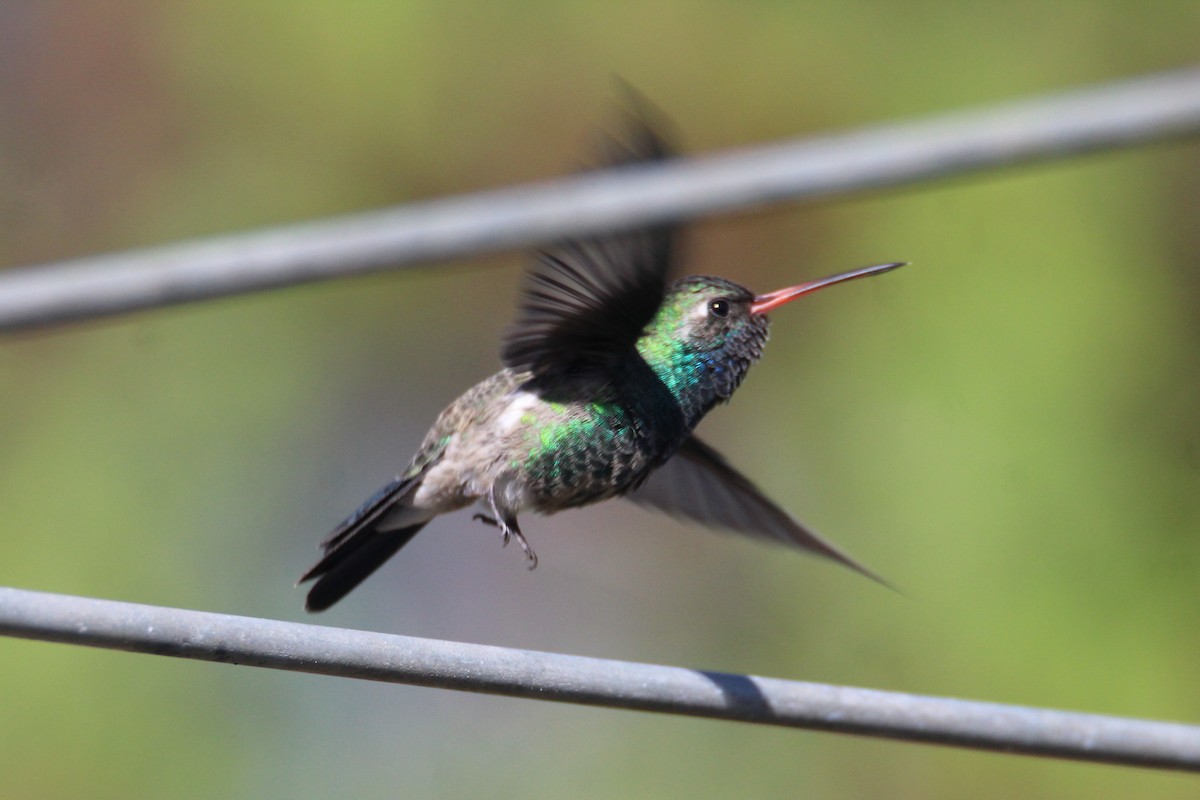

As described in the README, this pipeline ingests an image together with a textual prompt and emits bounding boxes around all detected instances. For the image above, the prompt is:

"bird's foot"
[508,528,538,570]
[484,487,538,569]
[494,520,537,569]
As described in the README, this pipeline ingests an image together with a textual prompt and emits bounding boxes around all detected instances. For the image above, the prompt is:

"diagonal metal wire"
[1,586,1198,771]
[0,68,1199,331]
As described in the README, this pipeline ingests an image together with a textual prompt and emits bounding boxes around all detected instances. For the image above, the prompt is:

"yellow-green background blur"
[1,3,1198,798]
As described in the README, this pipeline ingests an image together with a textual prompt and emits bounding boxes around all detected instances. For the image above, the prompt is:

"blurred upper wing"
[501,113,678,381]
[627,436,891,587]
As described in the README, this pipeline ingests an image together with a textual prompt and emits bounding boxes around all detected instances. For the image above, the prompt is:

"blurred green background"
[1,2,1198,798]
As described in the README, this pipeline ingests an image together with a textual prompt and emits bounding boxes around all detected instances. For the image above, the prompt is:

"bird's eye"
[708,299,730,318]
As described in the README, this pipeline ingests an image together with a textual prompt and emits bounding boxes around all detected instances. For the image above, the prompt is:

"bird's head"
[654,275,768,360]
[638,262,904,418]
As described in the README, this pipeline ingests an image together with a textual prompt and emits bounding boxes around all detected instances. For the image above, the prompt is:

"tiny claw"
[482,486,536,567]
[472,513,498,528]
[509,530,538,569]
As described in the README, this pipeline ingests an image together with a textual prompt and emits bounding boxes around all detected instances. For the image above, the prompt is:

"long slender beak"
[750,262,906,315]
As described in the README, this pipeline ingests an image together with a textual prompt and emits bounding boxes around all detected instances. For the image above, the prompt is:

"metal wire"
[0,67,1199,330]
[1,586,1197,771]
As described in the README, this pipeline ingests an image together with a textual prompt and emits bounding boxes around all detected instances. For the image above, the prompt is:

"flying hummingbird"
[300,115,904,612]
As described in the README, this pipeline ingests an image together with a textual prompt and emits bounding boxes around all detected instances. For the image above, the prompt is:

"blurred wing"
[627,436,891,587]
[501,113,678,379]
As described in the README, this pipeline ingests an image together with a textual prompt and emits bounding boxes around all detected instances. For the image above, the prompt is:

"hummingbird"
[300,115,904,612]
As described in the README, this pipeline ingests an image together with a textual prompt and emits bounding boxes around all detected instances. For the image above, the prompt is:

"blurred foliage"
[1,1,1199,798]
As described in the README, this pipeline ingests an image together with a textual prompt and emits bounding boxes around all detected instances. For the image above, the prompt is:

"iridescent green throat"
[635,277,770,428]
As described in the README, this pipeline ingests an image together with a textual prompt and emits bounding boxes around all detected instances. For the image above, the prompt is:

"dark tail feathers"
[300,474,424,611]
[300,522,427,612]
